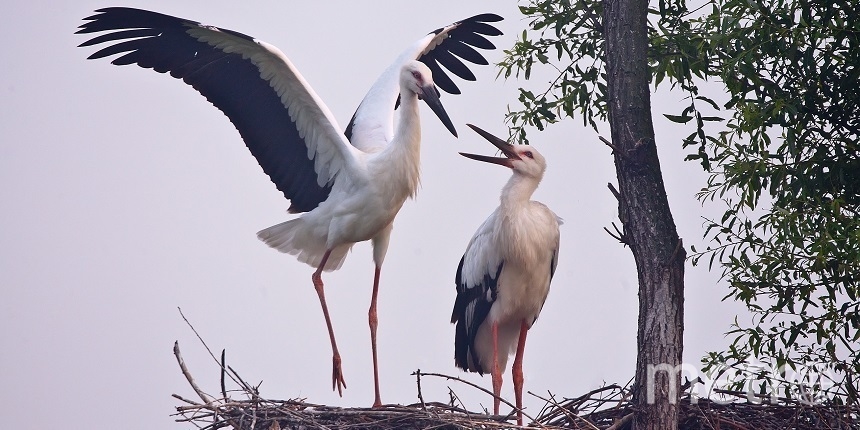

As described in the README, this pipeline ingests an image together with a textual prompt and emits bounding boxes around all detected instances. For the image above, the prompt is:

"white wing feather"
[188,27,363,185]
[460,208,505,288]
[347,35,438,152]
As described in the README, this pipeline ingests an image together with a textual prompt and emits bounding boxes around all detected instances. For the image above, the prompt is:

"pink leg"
[369,265,382,407]
[512,320,529,426]
[491,321,502,416]
[311,250,346,396]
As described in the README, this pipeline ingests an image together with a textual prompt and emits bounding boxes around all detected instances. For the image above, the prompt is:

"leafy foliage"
[501,0,860,403]
[499,0,607,143]
[687,0,860,404]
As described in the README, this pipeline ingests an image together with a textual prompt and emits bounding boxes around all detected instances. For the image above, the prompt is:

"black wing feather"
[77,7,331,213]
[417,13,503,95]
[434,49,476,82]
[451,256,503,375]
[447,32,496,51]
[423,58,460,95]
[79,28,160,47]
[445,40,489,65]
[463,13,504,28]
[466,21,504,37]
[342,13,502,143]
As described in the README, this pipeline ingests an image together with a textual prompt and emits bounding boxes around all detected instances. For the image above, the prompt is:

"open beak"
[459,123,520,167]
[420,84,458,137]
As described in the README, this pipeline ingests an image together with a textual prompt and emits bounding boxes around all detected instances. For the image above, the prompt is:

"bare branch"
[173,341,215,404]
[412,371,539,425]
[415,369,427,411]
[604,221,628,245]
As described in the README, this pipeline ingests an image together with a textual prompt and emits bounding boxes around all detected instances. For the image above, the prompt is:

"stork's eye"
[523,151,534,159]
[412,71,422,80]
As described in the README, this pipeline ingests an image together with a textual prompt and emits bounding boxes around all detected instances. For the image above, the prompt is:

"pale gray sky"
[1,1,743,428]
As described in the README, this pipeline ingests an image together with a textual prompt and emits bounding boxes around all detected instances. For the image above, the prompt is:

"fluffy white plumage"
[452,124,561,425]
[463,201,560,371]
[257,61,433,271]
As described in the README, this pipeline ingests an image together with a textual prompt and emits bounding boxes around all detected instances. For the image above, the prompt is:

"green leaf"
[664,114,694,123]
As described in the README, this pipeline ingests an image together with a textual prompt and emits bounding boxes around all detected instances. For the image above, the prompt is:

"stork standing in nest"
[77,7,503,407]
[451,124,561,426]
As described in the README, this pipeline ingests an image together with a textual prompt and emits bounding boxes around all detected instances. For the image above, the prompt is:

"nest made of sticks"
[171,340,859,430]
[171,311,858,430]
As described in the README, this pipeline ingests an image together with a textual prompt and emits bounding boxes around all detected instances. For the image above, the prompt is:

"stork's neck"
[500,173,540,208]
[392,90,422,154]
[498,173,544,263]
[372,89,422,200]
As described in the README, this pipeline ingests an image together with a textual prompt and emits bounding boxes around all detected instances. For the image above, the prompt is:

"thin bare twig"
[607,182,621,200]
[530,390,597,430]
[220,349,227,400]
[414,371,539,425]
[415,369,427,411]
[447,387,471,420]
[227,364,259,400]
[173,341,215,404]
[173,393,203,406]
[604,222,628,245]
[600,135,622,154]
[177,307,245,392]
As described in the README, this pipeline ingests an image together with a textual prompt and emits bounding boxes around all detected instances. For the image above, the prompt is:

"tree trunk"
[602,0,686,429]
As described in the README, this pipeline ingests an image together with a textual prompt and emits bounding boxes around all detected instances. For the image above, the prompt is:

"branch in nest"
[530,390,599,430]
[220,349,227,400]
[412,370,537,425]
[173,341,215,404]
[177,307,259,400]
[533,383,630,427]
[414,369,427,411]
[605,412,634,430]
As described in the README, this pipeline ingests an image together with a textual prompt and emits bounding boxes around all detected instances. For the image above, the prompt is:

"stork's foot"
[332,353,347,396]
[372,397,382,408]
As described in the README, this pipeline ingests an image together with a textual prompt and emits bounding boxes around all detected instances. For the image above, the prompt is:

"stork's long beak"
[421,84,458,137]
[459,123,520,167]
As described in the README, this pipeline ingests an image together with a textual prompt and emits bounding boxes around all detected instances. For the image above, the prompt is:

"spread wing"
[344,13,504,152]
[77,7,364,213]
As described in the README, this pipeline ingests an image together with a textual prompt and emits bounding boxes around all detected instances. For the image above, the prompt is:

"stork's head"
[460,124,546,180]
[401,61,457,137]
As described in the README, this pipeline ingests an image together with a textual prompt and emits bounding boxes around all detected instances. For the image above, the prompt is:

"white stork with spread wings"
[77,7,502,406]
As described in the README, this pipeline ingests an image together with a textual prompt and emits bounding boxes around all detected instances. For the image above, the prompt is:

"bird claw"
[332,354,347,396]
